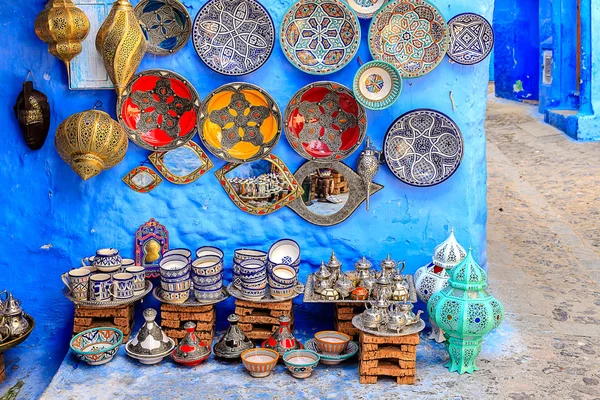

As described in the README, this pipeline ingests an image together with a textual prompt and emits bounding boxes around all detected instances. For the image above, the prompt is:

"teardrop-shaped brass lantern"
[96,0,147,97]
[34,0,90,74]
[55,110,129,180]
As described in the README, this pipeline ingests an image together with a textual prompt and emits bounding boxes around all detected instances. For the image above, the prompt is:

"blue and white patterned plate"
[353,60,402,110]
[280,0,361,75]
[134,0,192,56]
[192,0,276,75]
[447,13,494,65]
[305,338,358,365]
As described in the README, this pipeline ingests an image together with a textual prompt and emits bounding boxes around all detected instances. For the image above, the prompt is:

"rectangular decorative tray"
[303,274,417,304]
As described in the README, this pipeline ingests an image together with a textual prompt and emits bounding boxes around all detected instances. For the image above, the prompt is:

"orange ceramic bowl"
[314,331,351,355]
[241,348,279,378]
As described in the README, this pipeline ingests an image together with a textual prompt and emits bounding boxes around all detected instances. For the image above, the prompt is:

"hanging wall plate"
[368,0,448,78]
[287,161,383,226]
[192,0,275,75]
[447,13,494,65]
[117,69,201,151]
[284,81,367,162]
[280,0,361,75]
[383,109,464,187]
[215,154,303,216]
[345,0,387,19]
[122,166,163,192]
[353,61,402,110]
[198,82,281,163]
[134,0,192,56]
[149,141,214,185]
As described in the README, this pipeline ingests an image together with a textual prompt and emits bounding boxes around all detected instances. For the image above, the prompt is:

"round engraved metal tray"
[62,281,153,309]
[352,315,425,337]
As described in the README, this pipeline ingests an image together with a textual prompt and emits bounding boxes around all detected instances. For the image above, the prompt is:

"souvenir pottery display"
[135,218,169,278]
[82,248,122,273]
[280,0,360,75]
[88,274,112,302]
[353,62,402,111]
[120,258,136,273]
[313,331,351,355]
[34,0,90,75]
[13,80,51,151]
[117,69,201,152]
[305,338,358,365]
[171,322,211,366]
[133,0,192,56]
[196,246,224,259]
[428,250,504,374]
[415,228,467,342]
[369,0,449,78]
[126,308,176,365]
[356,137,382,210]
[111,273,135,300]
[262,315,303,357]
[55,109,129,180]
[214,314,255,359]
[283,350,320,379]
[70,327,123,366]
[192,0,275,75]
[346,0,387,19]
[61,268,91,301]
[447,13,494,65]
[96,0,148,97]
[241,348,279,378]
[384,109,464,187]
[164,249,192,263]
[2,293,30,338]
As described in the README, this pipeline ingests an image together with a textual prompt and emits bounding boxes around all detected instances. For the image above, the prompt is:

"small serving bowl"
[191,272,223,286]
[70,327,123,366]
[161,279,191,293]
[163,248,192,262]
[160,288,190,303]
[283,350,320,379]
[314,331,351,355]
[192,256,224,276]
[270,286,295,299]
[240,279,267,290]
[159,257,190,279]
[195,246,224,260]
[240,286,267,300]
[241,348,279,378]
[270,264,298,287]
[234,249,267,263]
[194,288,223,301]
[193,280,223,292]
[268,239,300,267]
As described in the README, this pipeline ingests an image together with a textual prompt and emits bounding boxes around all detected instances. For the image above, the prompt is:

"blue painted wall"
[0,0,491,394]
[493,0,540,100]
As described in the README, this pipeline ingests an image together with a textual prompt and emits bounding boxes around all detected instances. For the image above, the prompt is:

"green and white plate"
[353,61,402,110]
[346,0,387,19]
[305,338,358,365]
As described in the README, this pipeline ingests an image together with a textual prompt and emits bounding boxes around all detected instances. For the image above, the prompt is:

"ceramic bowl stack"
[268,264,299,299]
[239,259,268,299]
[159,252,191,304]
[267,239,301,275]
[233,249,268,290]
[192,252,224,301]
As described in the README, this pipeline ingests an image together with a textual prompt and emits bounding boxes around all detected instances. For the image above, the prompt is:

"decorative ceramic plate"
[346,0,388,19]
[353,61,402,110]
[152,287,229,306]
[383,109,464,187]
[369,0,448,78]
[198,82,282,163]
[280,0,361,75]
[149,141,214,185]
[117,69,201,151]
[304,339,358,364]
[226,282,304,303]
[192,0,276,75]
[62,281,153,309]
[284,82,367,162]
[0,315,34,353]
[447,13,494,65]
[134,0,192,55]
[215,154,304,216]
[352,315,426,337]
[122,166,163,193]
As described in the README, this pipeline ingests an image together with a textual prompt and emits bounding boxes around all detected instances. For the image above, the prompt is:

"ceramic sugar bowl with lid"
[126,308,175,364]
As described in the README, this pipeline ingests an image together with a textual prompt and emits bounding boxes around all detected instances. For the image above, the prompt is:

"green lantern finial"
[427,249,504,374]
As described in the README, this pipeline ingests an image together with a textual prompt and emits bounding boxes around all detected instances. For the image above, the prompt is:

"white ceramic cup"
[126,266,146,293]
[62,268,91,301]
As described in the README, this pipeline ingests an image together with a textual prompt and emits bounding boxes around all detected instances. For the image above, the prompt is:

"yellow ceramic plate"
[198,83,282,163]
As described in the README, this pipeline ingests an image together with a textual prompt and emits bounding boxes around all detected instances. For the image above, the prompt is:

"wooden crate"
[160,304,216,345]
[72,304,135,341]
[334,302,365,339]
[235,300,294,341]
[358,332,419,385]
[0,353,5,384]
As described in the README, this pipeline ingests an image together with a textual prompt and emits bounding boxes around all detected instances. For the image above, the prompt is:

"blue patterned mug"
[111,273,135,300]
[126,266,146,293]
[88,273,112,302]
[62,268,91,301]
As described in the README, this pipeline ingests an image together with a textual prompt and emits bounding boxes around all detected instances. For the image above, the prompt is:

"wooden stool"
[0,353,5,383]
[358,332,419,384]
[73,304,135,341]
[334,302,364,339]
[160,304,216,345]
[235,300,294,341]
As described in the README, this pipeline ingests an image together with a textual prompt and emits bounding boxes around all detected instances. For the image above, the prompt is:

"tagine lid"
[433,228,467,269]
[127,308,173,356]
[172,322,210,362]
[326,251,343,270]
[262,315,302,355]
[214,314,255,358]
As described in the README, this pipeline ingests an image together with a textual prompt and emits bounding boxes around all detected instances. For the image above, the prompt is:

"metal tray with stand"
[303,274,417,303]
[62,281,153,309]
[352,315,426,337]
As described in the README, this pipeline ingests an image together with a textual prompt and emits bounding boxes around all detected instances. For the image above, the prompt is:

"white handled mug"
[61,269,91,301]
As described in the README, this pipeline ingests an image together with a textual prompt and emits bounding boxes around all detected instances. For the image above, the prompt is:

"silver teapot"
[326,251,343,283]
[362,301,385,330]
[379,254,398,278]
[334,273,354,299]
[372,272,393,301]
[354,257,373,282]
[3,292,29,338]
[313,261,332,295]
[387,302,422,333]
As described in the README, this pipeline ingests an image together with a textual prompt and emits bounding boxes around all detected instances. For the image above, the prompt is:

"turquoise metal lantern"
[428,249,504,374]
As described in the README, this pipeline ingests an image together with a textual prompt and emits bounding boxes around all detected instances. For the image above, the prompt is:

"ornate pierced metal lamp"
[428,249,504,374]
[415,228,466,342]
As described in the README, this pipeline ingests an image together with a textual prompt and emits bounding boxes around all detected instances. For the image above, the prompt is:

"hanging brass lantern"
[34,0,90,74]
[96,0,147,97]
[55,109,129,180]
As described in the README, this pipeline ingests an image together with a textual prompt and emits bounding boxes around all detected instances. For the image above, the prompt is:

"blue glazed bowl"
[195,246,224,260]
[70,327,123,366]
[160,288,190,303]
[194,288,222,301]
[283,350,320,379]
[193,280,223,291]
[270,264,298,286]
[240,286,267,299]
[192,256,224,276]
[159,257,191,279]
[191,271,223,286]
[161,279,191,292]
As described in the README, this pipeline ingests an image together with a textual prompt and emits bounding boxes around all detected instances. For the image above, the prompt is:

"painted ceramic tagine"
[262,315,303,357]
[172,322,211,366]
[126,308,175,365]
[214,314,254,359]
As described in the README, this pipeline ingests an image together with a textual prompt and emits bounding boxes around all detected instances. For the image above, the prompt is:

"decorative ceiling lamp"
[34,0,90,75]
[415,228,466,342]
[55,109,129,180]
[96,0,148,97]
[428,249,504,374]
